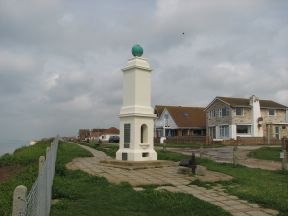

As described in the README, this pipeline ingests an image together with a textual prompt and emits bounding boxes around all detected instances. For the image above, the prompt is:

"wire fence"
[12,137,59,216]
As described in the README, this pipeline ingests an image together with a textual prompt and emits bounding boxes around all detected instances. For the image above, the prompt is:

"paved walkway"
[66,145,278,216]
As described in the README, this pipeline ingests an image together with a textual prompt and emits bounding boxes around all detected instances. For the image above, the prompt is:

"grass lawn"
[248,147,282,162]
[51,142,230,216]
[156,150,288,215]
[0,140,52,216]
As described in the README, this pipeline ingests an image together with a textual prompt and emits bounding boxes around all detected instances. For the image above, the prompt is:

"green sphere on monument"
[132,44,143,57]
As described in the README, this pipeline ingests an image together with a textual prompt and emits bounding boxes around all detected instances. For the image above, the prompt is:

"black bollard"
[190,152,197,174]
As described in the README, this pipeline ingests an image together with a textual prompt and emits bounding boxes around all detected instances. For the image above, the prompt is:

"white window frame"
[209,110,214,118]
[212,109,216,117]
[218,108,222,117]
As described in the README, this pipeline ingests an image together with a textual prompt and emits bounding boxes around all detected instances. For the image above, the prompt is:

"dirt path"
[0,165,22,182]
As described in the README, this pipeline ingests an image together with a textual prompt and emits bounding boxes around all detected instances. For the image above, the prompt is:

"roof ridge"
[217,96,248,100]
[155,105,205,109]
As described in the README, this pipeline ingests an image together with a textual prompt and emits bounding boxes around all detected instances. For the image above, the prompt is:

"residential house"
[205,95,288,140]
[90,127,120,141]
[90,129,106,140]
[78,129,90,141]
[154,105,206,138]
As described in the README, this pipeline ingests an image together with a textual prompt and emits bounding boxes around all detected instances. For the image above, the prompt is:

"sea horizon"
[0,139,30,157]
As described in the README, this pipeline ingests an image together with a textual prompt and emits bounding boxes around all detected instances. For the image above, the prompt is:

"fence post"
[200,142,204,159]
[12,185,27,216]
[37,156,45,216]
[281,138,287,171]
[233,138,239,167]
[46,146,51,216]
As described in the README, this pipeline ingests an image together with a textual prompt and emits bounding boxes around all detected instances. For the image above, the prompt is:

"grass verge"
[0,140,52,216]
[248,147,282,162]
[51,142,230,216]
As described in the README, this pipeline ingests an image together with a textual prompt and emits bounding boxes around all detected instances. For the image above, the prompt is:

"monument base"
[116,149,157,161]
[100,159,176,170]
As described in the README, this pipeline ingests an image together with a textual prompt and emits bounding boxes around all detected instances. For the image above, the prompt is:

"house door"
[275,126,280,140]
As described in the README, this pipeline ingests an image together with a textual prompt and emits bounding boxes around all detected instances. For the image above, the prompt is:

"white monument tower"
[116,45,157,161]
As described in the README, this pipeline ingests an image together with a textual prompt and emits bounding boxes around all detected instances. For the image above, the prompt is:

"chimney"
[250,95,263,137]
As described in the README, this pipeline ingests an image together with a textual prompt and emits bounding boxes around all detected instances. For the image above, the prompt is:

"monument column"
[116,45,157,161]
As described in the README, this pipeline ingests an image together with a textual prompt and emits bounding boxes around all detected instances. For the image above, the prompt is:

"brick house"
[78,129,90,141]
[154,105,206,138]
[205,95,288,140]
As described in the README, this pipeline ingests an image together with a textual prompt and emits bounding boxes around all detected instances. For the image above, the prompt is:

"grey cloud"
[0,0,288,141]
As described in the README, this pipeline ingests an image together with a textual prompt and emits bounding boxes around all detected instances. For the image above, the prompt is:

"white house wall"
[155,109,178,129]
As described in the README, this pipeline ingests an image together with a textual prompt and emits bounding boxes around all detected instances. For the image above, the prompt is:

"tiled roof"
[155,105,206,128]
[104,127,120,134]
[91,128,106,133]
[91,127,119,135]
[217,97,287,109]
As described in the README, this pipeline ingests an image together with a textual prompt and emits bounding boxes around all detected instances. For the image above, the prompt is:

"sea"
[0,139,29,157]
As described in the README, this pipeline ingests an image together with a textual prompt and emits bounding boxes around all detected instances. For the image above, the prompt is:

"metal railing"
[12,137,59,216]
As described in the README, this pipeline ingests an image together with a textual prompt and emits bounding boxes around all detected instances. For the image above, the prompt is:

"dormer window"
[183,112,189,118]
[236,107,244,116]
[268,109,276,116]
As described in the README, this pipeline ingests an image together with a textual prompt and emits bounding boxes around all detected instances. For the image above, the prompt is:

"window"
[164,114,168,119]
[212,110,216,117]
[236,107,244,116]
[164,114,169,126]
[268,109,276,116]
[222,107,229,117]
[275,126,280,139]
[124,124,130,148]
[237,125,251,134]
[209,110,214,118]
[122,152,128,160]
[220,125,229,137]
[183,112,189,118]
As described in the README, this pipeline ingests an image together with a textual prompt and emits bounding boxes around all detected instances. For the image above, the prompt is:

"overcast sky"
[0,0,287,141]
